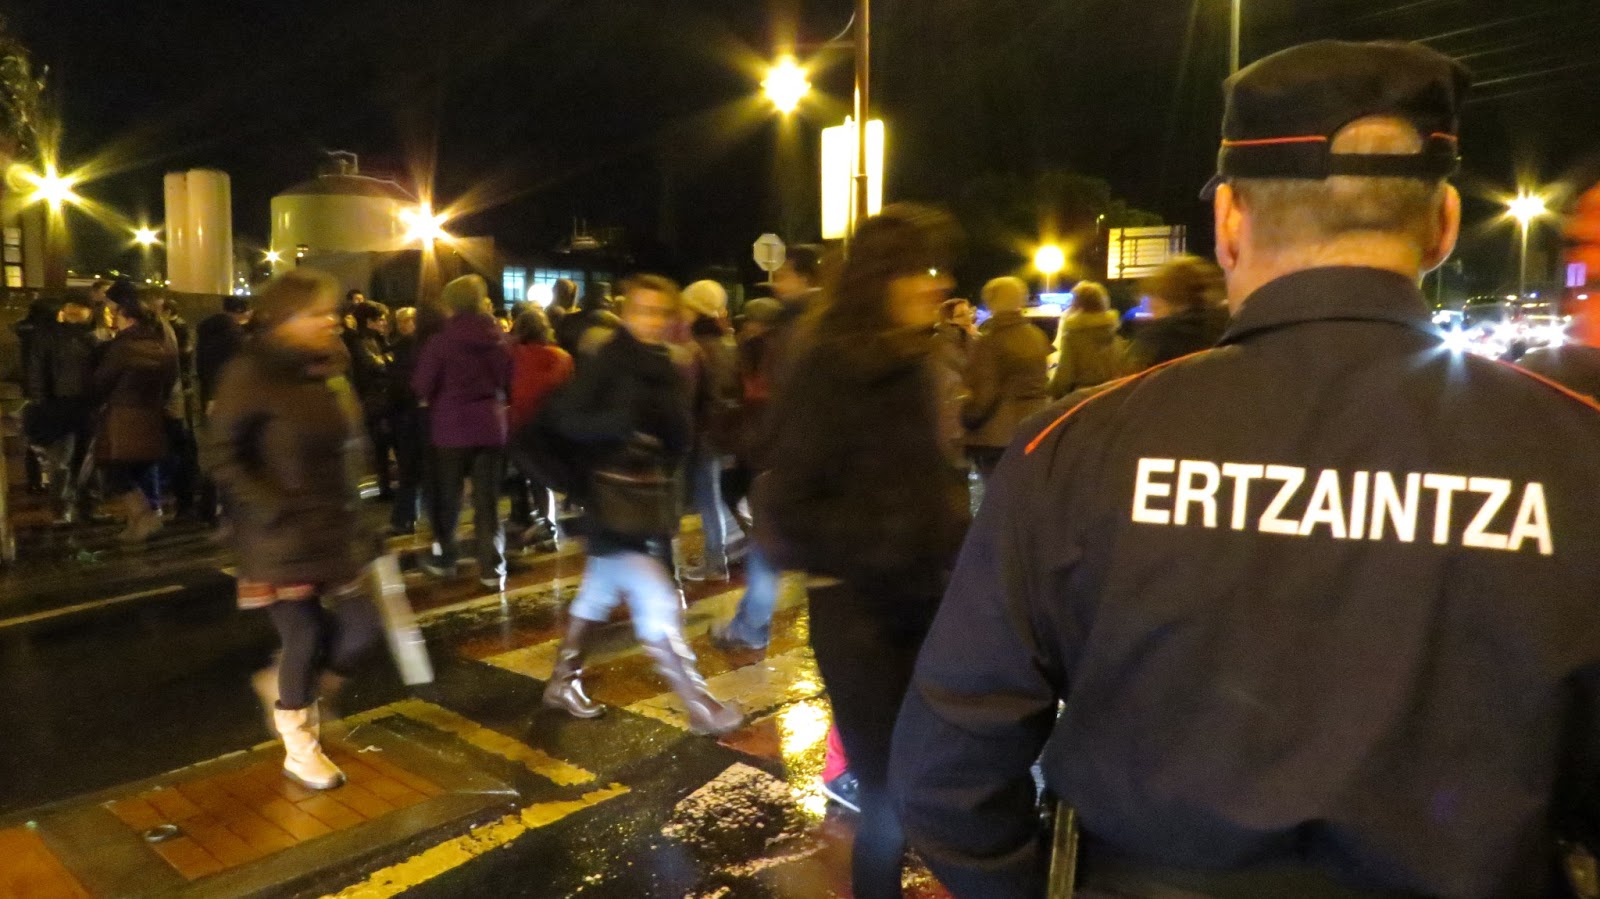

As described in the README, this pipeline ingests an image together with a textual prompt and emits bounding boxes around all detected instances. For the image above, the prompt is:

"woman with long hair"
[95,281,179,542]
[205,270,382,791]
[762,204,972,898]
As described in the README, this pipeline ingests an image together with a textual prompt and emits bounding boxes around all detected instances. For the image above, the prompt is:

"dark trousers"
[388,410,424,531]
[434,446,507,577]
[162,416,199,516]
[809,580,941,899]
[366,415,393,499]
[265,596,383,710]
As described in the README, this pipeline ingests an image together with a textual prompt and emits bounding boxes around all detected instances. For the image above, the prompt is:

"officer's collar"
[1219,266,1440,345]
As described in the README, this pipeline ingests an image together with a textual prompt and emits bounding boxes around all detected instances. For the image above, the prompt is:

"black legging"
[808,580,941,899]
[266,596,384,710]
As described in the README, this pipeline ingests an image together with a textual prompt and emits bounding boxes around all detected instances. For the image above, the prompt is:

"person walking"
[761,206,971,898]
[1047,280,1123,397]
[680,280,744,581]
[195,296,251,525]
[506,308,573,550]
[541,275,742,736]
[95,282,179,542]
[963,277,1050,482]
[1122,255,1231,373]
[893,41,1600,898]
[205,269,382,792]
[412,275,514,589]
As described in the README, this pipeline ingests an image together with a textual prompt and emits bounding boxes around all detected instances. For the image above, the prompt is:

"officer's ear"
[1213,182,1245,275]
[1422,183,1462,274]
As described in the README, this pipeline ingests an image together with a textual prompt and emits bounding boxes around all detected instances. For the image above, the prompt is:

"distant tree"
[0,14,45,165]
[953,169,1162,291]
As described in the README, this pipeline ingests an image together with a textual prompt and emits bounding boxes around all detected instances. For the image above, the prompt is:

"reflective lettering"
[1174,460,1221,528]
[1370,472,1421,543]
[1348,471,1371,540]
[1462,477,1512,551]
[1298,468,1348,539]
[1222,463,1265,531]
[1132,458,1176,526]
[1258,465,1306,536]
[1507,482,1554,556]
[1423,474,1469,546]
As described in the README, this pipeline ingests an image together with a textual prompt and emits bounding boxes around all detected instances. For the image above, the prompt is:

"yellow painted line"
[321,783,630,899]
[382,699,597,787]
[413,574,584,624]
[626,647,825,732]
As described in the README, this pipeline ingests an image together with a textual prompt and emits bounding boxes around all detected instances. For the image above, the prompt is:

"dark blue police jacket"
[893,266,1600,898]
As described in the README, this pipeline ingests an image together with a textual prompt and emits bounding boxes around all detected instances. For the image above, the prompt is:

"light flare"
[763,57,812,115]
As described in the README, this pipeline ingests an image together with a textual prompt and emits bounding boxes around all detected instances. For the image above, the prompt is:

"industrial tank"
[164,169,234,295]
[269,154,414,273]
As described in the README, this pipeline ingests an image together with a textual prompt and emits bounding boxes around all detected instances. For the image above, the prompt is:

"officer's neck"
[1227,239,1425,313]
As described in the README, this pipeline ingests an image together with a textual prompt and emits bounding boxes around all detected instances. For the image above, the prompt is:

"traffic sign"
[753,233,787,273]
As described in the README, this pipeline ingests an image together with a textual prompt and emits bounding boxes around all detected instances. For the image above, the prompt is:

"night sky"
[12,0,1600,291]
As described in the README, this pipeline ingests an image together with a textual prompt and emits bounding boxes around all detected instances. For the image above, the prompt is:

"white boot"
[272,705,345,790]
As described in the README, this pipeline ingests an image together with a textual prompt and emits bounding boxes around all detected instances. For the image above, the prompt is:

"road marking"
[412,575,584,625]
[354,699,597,787]
[0,585,186,631]
[627,648,825,732]
[319,784,630,899]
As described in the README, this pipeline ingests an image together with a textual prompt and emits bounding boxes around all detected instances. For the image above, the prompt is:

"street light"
[1035,244,1067,293]
[22,163,80,209]
[264,250,281,264]
[402,204,449,244]
[763,56,811,115]
[133,226,159,247]
[1507,192,1548,301]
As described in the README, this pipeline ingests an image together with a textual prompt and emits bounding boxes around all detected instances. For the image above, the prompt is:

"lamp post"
[762,57,810,115]
[1035,244,1067,294]
[853,0,871,239]
[17,162,79,289]
[1507,192,1547,302]
[1230,0,1243,74]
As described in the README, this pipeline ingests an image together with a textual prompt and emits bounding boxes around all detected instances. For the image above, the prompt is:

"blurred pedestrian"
[712,246,825,654]
[934,297,979,374]
[156,297,200,521]
[761,206,970,898]
[894,40,1600,898]
[506,308,573,550]
[680,279,744,581]
[17,297,62,495]
[964,276,1050,481]
[555,286,621,358]
[1123,255,1231,373]
[195,296,252,525]
[1047,280,1123,397]
[386,307,425,535]
[95,282,179,542]
[347,303,394,500]
[544,275,742,736]
[412,275,513,589]
[27,296,99,522]
[205,269,381,792]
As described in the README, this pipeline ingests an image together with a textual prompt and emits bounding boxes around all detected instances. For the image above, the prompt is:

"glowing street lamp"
[23,164,80,209]
[1034,244,1067,293]
[133,226,160,247]
[763,57,811,115]
[264,250,281,264]
[1507,192,1548,301]
[402,204,449,244]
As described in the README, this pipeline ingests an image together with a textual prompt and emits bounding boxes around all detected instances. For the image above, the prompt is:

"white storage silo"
[164,169,234,295]
[270,155,414,273]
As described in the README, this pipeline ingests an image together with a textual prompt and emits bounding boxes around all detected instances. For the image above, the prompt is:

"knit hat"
[740,297,783,326]
[682,280,729,319]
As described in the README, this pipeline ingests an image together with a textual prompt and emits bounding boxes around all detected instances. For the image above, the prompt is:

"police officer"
[891,40,1600,898]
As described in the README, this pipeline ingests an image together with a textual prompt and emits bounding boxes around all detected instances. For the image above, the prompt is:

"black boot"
[641,633,742,736]
[543,617,604,719]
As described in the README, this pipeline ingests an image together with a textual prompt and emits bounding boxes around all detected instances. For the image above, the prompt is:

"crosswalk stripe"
[626,648,825,732]
[319,783,631,899]
[342,699,598,788]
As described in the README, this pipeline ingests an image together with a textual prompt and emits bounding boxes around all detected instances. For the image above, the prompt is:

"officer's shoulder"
[1018,348,1222,456]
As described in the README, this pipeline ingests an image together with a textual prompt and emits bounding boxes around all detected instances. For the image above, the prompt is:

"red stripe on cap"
[1220,135,1330,148]
[1429,132,1460,143]
[1495,359,1600,416]
[1025,351,1212,455]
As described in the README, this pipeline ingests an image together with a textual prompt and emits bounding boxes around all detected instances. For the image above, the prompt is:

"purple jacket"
[412,312,513,448]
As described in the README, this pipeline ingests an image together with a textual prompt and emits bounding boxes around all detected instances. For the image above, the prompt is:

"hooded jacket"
[412,311,513,448]
[95,320,179,463]
[204,339,374,588]
[963,311,1051,450]
[1049,309,1124,398]
[762,327,969,599]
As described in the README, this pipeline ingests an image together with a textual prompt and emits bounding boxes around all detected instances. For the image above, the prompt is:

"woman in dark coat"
[95,282,179,542]
[762,205,971,899]
[204,270,382,792]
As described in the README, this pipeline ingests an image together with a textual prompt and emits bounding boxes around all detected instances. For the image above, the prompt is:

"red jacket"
[508,342,575,432]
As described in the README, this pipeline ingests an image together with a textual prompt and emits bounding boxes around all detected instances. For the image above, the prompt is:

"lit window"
[5,265,22,288]
[502,267,528,304]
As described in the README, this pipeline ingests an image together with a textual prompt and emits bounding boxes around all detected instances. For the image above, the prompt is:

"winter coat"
[508,341,574,432]
[761,327,970,599]
[555,307,621,357]
[553,328,692,554]
[94,321,179,463]
[412,311,513,448]
[204,340,375,589]
[1123,304,1231,373]
[345,330,392,422]
[387,334,420,416]
[195,313,246,407]
[963,311,1051,450]
[1049,309,1124,398]
[25,320,100,443]
[691,316,742,454]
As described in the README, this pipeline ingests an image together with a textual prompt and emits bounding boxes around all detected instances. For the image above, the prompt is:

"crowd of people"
[20,36,1600,899]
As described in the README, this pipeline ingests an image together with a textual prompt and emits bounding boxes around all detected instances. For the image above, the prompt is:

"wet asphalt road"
[0,512,951,898]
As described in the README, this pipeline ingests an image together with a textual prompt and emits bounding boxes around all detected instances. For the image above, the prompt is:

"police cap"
[1202,40,1471,198]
